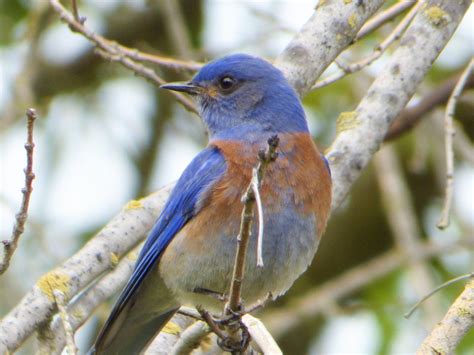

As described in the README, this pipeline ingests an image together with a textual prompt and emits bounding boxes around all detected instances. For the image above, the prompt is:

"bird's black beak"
[160,82,202,95]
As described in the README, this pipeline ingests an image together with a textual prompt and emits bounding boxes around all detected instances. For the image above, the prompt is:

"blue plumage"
[92,53,332,354]
[193,54,309,139]
[123,146,225,309]
[92,146,226,353]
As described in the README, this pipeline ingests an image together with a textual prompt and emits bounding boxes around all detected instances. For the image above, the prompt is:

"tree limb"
[1,109,37,275]
[437,58,474,229]
[275,0,385,96]
[417,280,474,354]
[326,0,470,209]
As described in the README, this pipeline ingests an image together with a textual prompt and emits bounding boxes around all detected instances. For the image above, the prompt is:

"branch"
[241,314,283,355]
[217,136,279,350]
[40,246,139,354]
[70,0,85,24]
[313,1,422,90]
[53,290,78,355]
[405,273,474,318]
[145,314,197,354]
[275,0,385,96]
[0,186,173,353]
[227,135,279,315]
[48,0,199,113]
[417,280,474,354]
[437,58,474,229]
[325,0,470,209]
[0,108,37,275]
[355,1,417,41]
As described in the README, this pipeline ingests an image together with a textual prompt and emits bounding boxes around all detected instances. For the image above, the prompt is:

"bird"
[91,53,332,354]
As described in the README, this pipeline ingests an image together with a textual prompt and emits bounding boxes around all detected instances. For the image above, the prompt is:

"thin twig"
[355,1,416,41]
[227,135,279,314]
[405,272,474,318]
[70,0,85,25]
[0,109,37,275]
[313,1,423,90]
[53,290,78,355]
[437,58,474,229]
[197,308,227,341]
[117,46,201,71]
[48,0,198,113]
[177,306,203,321]
[219,136,279,350]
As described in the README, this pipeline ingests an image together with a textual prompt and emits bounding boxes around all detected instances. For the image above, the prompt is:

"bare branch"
[0,186,173,353]
[313,1,422,90]
[356,1,417,40]
[48,0,198,113]
[70,0,85,25]
[326,0,471,209]
[437,58,474,229]
[275,0,385,96]
[417,280,474,354]
[405,273,474,318]
[145,314,197,354]
[53,290,78,355]
[42,246,139,354]
[1,109,37,275]
[227,136,279,314]
[241,314,282,355]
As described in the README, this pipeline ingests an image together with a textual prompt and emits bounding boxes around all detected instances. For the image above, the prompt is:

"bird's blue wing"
[120,145,226,304]
[92,145,226,353]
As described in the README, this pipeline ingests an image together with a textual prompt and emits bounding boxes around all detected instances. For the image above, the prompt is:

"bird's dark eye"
[218,76,236,92]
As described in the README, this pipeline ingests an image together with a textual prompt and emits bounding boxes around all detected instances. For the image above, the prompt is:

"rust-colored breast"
[176,132,331,256]
[207,132,332,236]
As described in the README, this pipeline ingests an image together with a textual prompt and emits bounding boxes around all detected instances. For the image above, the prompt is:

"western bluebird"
[91,54,331,354]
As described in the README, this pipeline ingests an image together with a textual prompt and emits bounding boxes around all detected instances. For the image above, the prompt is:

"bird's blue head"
[161,54,309,141]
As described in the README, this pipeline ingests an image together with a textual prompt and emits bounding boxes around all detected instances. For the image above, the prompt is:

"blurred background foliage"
[0,0,473,354]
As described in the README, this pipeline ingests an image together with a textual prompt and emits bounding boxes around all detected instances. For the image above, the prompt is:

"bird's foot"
[216,325,250,353]
[196,306,250,353]
[220,292,273,325]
